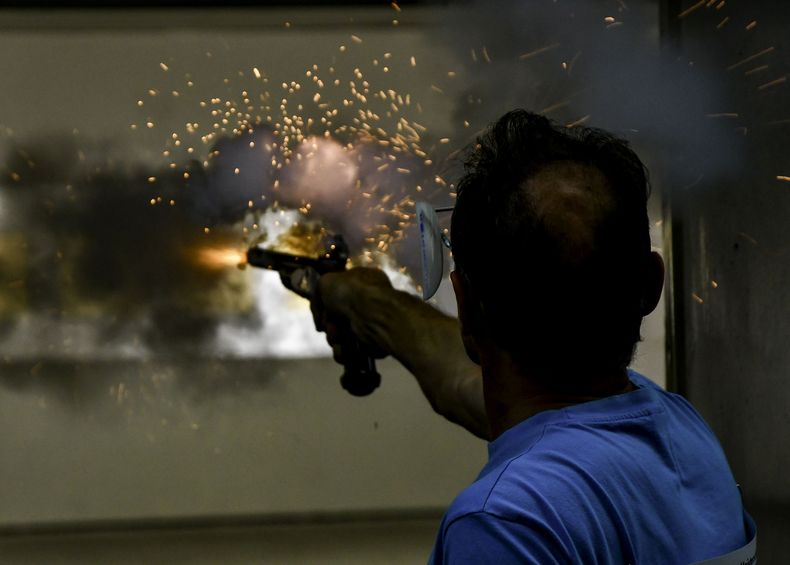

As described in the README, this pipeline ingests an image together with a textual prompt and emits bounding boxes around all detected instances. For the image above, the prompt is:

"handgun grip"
[339,338,381,397]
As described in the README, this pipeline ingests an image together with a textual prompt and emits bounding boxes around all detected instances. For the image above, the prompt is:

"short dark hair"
[451,110,652,388]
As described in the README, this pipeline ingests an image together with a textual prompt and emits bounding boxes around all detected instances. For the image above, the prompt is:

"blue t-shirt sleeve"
[436,511,566,565]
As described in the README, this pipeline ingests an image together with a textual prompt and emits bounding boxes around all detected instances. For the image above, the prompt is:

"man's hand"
[310,267,490,440]
[311,268,394,364]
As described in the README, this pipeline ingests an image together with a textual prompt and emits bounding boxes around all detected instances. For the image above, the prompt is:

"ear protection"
[416,201,453,300]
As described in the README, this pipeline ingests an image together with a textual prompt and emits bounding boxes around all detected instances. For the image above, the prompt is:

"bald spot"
[521,160,615,264]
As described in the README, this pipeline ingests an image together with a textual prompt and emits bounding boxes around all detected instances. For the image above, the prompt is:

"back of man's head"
[451,110,653,391]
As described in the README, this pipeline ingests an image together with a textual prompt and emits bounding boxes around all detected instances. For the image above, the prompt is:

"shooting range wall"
[0,4,666,562]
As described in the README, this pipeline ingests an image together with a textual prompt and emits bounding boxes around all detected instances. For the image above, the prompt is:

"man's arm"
[313,268,489,440]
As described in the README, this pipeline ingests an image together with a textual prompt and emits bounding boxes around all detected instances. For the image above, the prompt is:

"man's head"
[450,110,663,392]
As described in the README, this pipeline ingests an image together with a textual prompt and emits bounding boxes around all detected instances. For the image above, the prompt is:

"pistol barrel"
[246,247,343,275]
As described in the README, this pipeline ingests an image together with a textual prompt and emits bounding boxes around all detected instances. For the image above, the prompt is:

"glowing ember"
[519,42,561,60]
[726,46,775,71]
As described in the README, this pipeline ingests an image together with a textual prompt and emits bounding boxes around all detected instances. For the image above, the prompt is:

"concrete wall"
[668,2,790,560]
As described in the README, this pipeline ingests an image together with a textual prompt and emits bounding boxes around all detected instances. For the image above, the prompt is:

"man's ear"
[641,251,665,316]
[451,270,485,365]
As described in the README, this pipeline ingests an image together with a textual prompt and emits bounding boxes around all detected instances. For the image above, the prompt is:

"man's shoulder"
[435,456,566,564]
[435,375,747,564]
[441,377,695,528]
[441,444,558,530]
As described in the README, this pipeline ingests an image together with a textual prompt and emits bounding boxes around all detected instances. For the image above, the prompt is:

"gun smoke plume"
[0,125,423,365]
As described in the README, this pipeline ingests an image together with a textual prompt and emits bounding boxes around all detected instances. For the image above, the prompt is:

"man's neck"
[481,353,634,440]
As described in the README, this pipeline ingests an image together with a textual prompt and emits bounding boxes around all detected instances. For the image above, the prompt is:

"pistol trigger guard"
[290,267,321,299]
[279,272,294,292]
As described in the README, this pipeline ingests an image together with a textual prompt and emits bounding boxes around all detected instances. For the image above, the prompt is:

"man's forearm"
[349,287,489,440]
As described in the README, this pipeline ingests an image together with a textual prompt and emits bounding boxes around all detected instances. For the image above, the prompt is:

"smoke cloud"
[437,0,744,186]
[0,124,429,366]
[1,0,764,406]
[0,135,244,358]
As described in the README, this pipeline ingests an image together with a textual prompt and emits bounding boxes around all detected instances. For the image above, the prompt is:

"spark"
[727,46,775,71]
[744,65,769,76]
[566,115,591,128]
[776,176,790,182]
[691,293,704,304]
[542,100,571,114]
[678,0,706,19]
[757,76,786,91]
[745,21,757,31]
[737,232,758,245]
[711,280,719,289]
[160,62,169,71]
[351,35,363,44]
[716,16,730,29]
[410,56,417,67]
[519,43,561,60]
[253,67,262,79]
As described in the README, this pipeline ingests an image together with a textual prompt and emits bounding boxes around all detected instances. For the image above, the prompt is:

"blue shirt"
[429,371,748,564]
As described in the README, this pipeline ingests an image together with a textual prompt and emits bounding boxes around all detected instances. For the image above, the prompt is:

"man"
[312,111,750,563]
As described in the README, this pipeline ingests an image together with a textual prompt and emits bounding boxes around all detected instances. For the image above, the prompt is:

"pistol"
[246,235,381,397]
